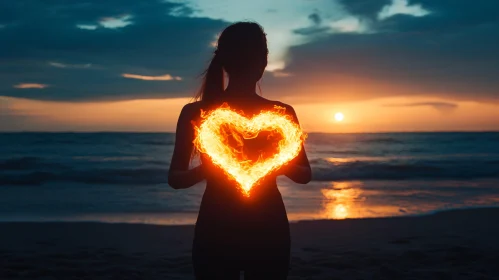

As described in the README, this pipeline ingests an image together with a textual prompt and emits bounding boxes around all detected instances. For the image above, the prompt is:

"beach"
[1,207,498,279]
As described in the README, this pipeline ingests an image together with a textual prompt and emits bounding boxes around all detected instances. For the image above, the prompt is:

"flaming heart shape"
[193,103,306,196]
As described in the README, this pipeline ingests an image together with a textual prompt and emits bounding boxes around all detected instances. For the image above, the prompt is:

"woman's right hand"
[198,154,228,182]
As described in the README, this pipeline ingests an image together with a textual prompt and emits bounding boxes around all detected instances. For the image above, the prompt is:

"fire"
[193,103,306,196]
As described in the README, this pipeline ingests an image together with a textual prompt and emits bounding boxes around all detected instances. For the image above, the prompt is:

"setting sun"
[335,112,344,122]
[334,204,348,219]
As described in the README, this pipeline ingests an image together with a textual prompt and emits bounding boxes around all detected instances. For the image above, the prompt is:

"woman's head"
[196,22,268,102]
[218,22,268,81]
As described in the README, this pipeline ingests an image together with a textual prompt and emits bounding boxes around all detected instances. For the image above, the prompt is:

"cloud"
[308,13,322,25]
[262,0,499,104]
[76,24,98,30]
[293,13,334,36]
[13,83,49,89]
[0,0,227,101]
[99,15,133,29]
[177,0,359,71]
[293,26,330,36]
[337,0,391,19]
[122,73,182,81]
[328,16,369,33]
[271,71,293,78]
[378,0,430,20]
[0,0,498,105]
[382,102,458,113]
[49,62,93,69]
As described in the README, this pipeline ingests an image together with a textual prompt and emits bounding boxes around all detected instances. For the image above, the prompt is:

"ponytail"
[195,51,224,102]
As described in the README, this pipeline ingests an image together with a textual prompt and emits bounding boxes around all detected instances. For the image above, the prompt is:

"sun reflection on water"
[321,182,365,219]
[318,181,426,220]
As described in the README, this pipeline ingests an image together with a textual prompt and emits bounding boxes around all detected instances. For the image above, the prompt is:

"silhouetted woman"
[168,22,311,280]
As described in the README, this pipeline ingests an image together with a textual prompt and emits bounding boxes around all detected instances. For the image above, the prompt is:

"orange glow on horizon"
[2,95,499,132]
[0,96,190,131]
[193,103,306,196]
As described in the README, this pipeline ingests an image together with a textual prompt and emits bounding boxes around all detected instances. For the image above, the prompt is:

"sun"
[334,112,344,122]
[334,204,348,219]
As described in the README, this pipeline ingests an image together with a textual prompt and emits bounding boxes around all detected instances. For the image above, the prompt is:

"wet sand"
[1,208,498,279]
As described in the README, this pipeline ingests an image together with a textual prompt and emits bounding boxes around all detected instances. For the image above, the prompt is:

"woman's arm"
[280,146,312,184]
[168,103,205,189]
[279,106,312,184]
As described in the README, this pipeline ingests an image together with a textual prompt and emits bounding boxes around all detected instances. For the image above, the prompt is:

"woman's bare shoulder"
[259,97,296,115]
[180,101,203,118]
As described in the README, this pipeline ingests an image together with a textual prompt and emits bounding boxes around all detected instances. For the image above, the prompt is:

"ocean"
[1,132,499,225]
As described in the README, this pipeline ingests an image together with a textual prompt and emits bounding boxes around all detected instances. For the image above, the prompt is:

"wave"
[359,137,404,144]
[311,158,499,181]
[0,157,41,170]
[138,140,175,146]
[306,134,405,145]
[2,158,499,186]
[311,150,364,155]
[0,157,69,170]
[0,167,168,186]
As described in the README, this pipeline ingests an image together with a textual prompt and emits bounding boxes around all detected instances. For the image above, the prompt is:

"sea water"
[1,132,498,224]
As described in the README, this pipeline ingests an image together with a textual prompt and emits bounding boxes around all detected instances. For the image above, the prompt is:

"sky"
[1,0,498,132]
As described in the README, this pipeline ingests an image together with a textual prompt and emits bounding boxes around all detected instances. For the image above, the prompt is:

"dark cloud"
[265,0,499,103]
[0,0,227,101]
[293,12,329,36]
[1,0,498,104]
[308,13,322,25]
[293,26,330,36]
[382,102,458,113]
[337,0,390,19]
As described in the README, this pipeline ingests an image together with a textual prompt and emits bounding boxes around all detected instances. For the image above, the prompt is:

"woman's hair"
[195,22,268,102]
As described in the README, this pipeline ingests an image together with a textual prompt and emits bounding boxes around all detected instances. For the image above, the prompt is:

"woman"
[168,22,311,280]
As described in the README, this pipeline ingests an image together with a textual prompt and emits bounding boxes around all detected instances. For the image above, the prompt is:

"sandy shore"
[1,208,498,279]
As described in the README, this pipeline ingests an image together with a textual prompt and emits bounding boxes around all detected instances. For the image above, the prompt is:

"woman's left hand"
[272,162,292,177]
[272,162,312,184]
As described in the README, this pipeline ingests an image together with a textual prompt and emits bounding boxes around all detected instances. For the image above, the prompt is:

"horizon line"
[1,130,499,134]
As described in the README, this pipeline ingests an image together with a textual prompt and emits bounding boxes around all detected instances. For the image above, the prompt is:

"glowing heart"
[193,103,306,196]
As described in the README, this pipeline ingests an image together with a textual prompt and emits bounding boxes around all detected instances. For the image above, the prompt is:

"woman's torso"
[192,95,291,252]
